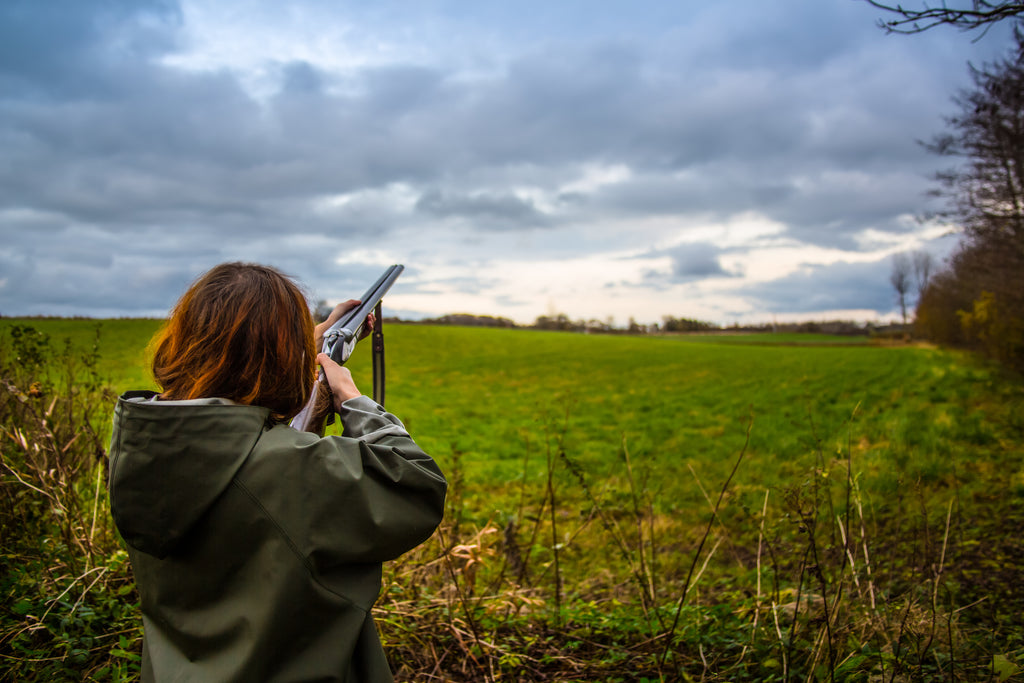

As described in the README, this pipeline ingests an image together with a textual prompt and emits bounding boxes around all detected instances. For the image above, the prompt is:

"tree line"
[866,3,1023,371]
[909,28,1024,372]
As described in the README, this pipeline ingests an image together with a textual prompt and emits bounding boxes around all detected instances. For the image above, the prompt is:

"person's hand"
[315,299,359,350]
[314,300,375,350]
[317,353,361,410]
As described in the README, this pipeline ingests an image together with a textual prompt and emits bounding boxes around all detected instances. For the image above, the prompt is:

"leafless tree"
[891,253,912,325]
[912,250,934,297]
[863,1,1024,35]
[926,32,1024,250]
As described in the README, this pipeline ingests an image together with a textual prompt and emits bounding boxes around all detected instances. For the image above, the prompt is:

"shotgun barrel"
[321,264,404,366]
[290,264,404,432]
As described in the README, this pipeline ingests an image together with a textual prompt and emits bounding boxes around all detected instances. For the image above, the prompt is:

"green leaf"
[12,600,34,615]
[993,654,1020,683]
[112,648,142,662]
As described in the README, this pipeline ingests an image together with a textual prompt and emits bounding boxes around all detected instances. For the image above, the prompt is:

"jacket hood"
[108,390,270,558]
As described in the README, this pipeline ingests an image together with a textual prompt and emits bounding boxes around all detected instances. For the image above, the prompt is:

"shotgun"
[291,264,404,433]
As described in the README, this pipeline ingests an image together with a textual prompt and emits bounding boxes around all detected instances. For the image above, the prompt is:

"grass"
[670,332,871,345]
[376,328,1016,521]
[0,318,162,393]
[2,319,1023,680]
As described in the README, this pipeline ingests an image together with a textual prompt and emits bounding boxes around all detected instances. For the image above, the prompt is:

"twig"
[435,527,496,683]
[751,489,770,642]
[659,414,753,672]
[771,601,789,680]
[547,430,562,628]
[0,459,56,502]
[86,462,104,569]
[35,566,109,628]
[855,492,877,611]
[622,437,657,615]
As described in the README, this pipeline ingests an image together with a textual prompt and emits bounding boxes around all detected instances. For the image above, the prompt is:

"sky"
[0,0,1016,326]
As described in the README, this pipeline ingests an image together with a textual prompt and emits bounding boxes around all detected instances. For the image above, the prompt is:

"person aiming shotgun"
[107,262,446,682]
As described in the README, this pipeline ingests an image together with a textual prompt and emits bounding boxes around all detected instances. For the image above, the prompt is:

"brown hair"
[151,262,316,421]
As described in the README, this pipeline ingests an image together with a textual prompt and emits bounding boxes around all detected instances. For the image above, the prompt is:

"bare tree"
[863,1,1024,35]
[926,33,1024,250]
[912,250,934,297]
[891,253,912,325]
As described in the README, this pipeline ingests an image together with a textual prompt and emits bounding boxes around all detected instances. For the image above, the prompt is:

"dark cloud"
[415,189,547,229]
[0,0,182,98]
[0,3,955,243]
[670,243,739,281]
[632,242,742,289]
[0,241,202,317]
[359,65,448,116]
[658,243,740,282]
[738,258,899,315]
[280,61,324,95]
[0,0,1011,319]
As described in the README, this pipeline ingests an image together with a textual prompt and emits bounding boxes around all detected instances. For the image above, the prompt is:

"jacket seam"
[107,405,127,500]
[229,478,365,613]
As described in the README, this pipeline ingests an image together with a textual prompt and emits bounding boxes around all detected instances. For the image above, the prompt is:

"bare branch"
[863,1,1024,34]
[891,253,912,325]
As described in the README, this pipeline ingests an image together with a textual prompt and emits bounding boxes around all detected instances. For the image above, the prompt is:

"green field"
[9,319,1008,507]
[2,318,1023,681]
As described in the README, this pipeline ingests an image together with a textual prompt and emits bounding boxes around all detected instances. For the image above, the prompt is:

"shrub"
[0,324,142,681]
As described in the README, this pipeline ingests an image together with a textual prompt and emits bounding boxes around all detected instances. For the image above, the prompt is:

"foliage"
[0,324,142,680]
[418,313,518,328]
[957,290,1024,364]
[2,320,1023,680]
[660,316,718,333]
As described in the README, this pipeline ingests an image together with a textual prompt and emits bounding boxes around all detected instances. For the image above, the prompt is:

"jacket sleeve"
[337,395,412,443]
[238,397,447,569]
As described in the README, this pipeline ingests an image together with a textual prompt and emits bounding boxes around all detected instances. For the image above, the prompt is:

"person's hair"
[151,262,316,421]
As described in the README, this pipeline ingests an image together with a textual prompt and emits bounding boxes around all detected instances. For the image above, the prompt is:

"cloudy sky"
[0,0,1015,325]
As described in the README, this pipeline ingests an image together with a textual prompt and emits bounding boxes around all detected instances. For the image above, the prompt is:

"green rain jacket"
[108,390,446,682]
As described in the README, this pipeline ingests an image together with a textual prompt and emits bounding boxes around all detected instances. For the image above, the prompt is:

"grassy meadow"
[2,318,1023,681]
